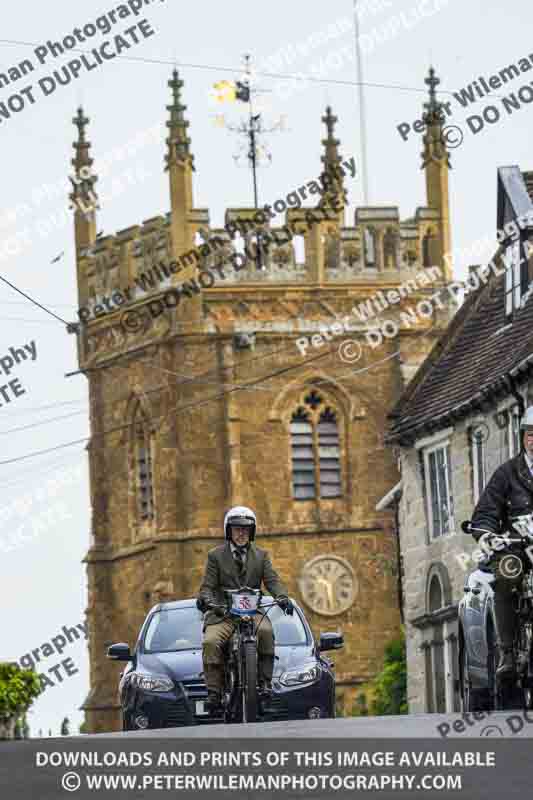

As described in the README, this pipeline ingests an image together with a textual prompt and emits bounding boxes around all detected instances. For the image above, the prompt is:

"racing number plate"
[231,593,259,614]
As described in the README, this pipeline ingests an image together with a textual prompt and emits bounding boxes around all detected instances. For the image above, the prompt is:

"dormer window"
[496,166,533,319]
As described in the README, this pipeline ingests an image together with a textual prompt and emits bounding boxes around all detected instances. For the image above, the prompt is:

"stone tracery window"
[133,404,154,521]
[290,390,342,500]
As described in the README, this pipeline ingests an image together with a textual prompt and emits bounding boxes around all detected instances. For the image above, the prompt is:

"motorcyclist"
[196,505,294,712]
[469,406,533,675]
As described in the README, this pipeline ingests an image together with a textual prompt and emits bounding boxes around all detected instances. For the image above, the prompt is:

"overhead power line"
[0,38,475,100]
[0,331,416,468]
[0,409,87,435]
[0,342,339,466]
[0,274,70,326]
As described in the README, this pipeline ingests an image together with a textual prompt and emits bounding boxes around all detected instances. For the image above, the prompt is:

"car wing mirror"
[319,632,344,652]
[107,642,132,661]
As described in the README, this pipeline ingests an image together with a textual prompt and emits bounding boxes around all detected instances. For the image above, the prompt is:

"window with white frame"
[471,426,486,503]
[505,406,521,458]
[504,240,525,318]
[423,443,454,539]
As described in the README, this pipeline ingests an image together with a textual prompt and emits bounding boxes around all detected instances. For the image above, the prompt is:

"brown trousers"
[202,613,275,693]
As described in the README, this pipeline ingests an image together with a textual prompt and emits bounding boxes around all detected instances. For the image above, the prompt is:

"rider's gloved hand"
[196,597,209,613]
[213,605,226,618]
[277,596,294,616]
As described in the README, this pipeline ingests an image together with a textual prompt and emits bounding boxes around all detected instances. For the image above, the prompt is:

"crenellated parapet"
[72,66,453,353]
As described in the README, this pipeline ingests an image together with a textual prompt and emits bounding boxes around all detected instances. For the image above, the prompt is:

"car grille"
[161,699,188,728]
[182,679,208,700]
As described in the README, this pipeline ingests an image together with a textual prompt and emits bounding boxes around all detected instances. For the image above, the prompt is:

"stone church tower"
[73,67,455,732]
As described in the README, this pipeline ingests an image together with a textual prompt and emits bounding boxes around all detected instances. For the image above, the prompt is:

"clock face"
[299,555,356,616]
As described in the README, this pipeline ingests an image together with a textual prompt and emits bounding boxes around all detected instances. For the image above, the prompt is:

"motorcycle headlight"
[131,673,174,692]
[279,665,320,687]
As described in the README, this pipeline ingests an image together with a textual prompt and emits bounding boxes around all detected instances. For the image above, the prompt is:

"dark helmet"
[224,505,256,542]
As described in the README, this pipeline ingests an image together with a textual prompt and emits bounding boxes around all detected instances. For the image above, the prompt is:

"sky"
[0,0,532,736]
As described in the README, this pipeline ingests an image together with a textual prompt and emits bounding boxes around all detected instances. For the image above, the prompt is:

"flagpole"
[353,0,369,205]
[243,54,260,211]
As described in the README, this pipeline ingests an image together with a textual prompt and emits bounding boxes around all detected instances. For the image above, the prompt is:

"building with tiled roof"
[381,166,533,713]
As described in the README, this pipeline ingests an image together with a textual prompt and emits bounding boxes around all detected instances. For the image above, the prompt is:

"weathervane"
[210,54,287,269]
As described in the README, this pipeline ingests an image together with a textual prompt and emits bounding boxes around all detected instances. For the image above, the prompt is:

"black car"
[108,597,343,730]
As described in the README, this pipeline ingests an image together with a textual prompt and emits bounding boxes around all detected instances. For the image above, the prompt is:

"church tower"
[74,68,455,732]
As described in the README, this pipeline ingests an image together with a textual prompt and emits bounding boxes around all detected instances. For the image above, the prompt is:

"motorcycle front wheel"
[242,641,258,723]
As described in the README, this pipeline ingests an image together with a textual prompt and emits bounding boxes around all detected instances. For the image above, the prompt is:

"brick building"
[386,166,533,712]
[71,67,456,732]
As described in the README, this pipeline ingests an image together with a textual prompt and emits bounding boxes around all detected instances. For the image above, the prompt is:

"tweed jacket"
[197,542,288,627]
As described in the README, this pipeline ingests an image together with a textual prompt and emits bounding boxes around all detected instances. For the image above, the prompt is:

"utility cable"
[0,38,489,100]
[0,409,87,435]
[0,342,340,466]
[0,273,70,326]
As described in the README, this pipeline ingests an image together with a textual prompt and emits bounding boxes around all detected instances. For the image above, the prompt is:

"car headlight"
[279,665,320,687]
[131,673,174,692]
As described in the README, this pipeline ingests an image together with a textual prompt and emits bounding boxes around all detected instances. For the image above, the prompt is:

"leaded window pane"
[290,403,342,500]
[428,451,441,537]
[290,413,315,499]
[136,419,154,521]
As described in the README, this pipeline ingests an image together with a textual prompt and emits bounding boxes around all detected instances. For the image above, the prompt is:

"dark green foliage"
[369,632,407,716]
[351,692,370,717]
[348,631,407,718]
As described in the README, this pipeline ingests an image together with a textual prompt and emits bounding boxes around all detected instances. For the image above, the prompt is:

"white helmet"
[520,406,533,430]
[224,505,256,542]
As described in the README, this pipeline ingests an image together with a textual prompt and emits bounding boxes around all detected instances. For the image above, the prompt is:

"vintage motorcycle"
[204,586,283,723]
[461,513,533,710]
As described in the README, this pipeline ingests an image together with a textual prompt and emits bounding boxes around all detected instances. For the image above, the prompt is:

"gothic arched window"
[290,390,342,500]
[422,565,459,714]
[133,405,154,521]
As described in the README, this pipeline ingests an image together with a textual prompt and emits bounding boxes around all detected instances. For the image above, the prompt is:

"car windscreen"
[143,604,308,653]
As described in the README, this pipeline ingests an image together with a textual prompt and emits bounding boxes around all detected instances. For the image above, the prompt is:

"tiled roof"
[387,267,533,443]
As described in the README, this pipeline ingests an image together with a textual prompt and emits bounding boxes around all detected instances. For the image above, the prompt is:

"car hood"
[138,644,316,681]
[138,650,203,681]
[273,645,316,675]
